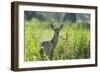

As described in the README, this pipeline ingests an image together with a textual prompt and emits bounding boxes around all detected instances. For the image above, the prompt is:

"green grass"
[24,18,90,61]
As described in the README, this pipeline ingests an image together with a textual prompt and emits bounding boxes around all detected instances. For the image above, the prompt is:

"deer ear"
[60,24,63,29]
[50,24,54,29]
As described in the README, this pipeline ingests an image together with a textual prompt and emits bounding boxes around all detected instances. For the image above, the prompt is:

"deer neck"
[51,32,59,48]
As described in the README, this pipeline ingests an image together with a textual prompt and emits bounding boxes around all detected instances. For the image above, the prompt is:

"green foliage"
[35,12,65,26]
[24,18,90,61]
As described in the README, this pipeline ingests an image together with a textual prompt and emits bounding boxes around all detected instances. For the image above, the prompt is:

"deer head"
[50,24,63,35]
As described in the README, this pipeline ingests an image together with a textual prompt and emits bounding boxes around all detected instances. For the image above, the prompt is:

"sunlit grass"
[24,18,90,61]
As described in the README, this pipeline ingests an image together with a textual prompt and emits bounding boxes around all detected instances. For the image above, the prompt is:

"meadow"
[24,18,90,61]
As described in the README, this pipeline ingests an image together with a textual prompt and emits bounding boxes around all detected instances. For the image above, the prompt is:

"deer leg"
[40,47,45,60]
[50,49,54,60]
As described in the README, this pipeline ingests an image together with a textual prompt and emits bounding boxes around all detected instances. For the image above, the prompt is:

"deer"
[41,24,63,60]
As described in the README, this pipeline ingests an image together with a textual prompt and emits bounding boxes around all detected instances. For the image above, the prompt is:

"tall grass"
[24,18,90,61]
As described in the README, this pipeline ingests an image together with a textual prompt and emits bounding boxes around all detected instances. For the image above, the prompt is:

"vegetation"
[24,12,90,61]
